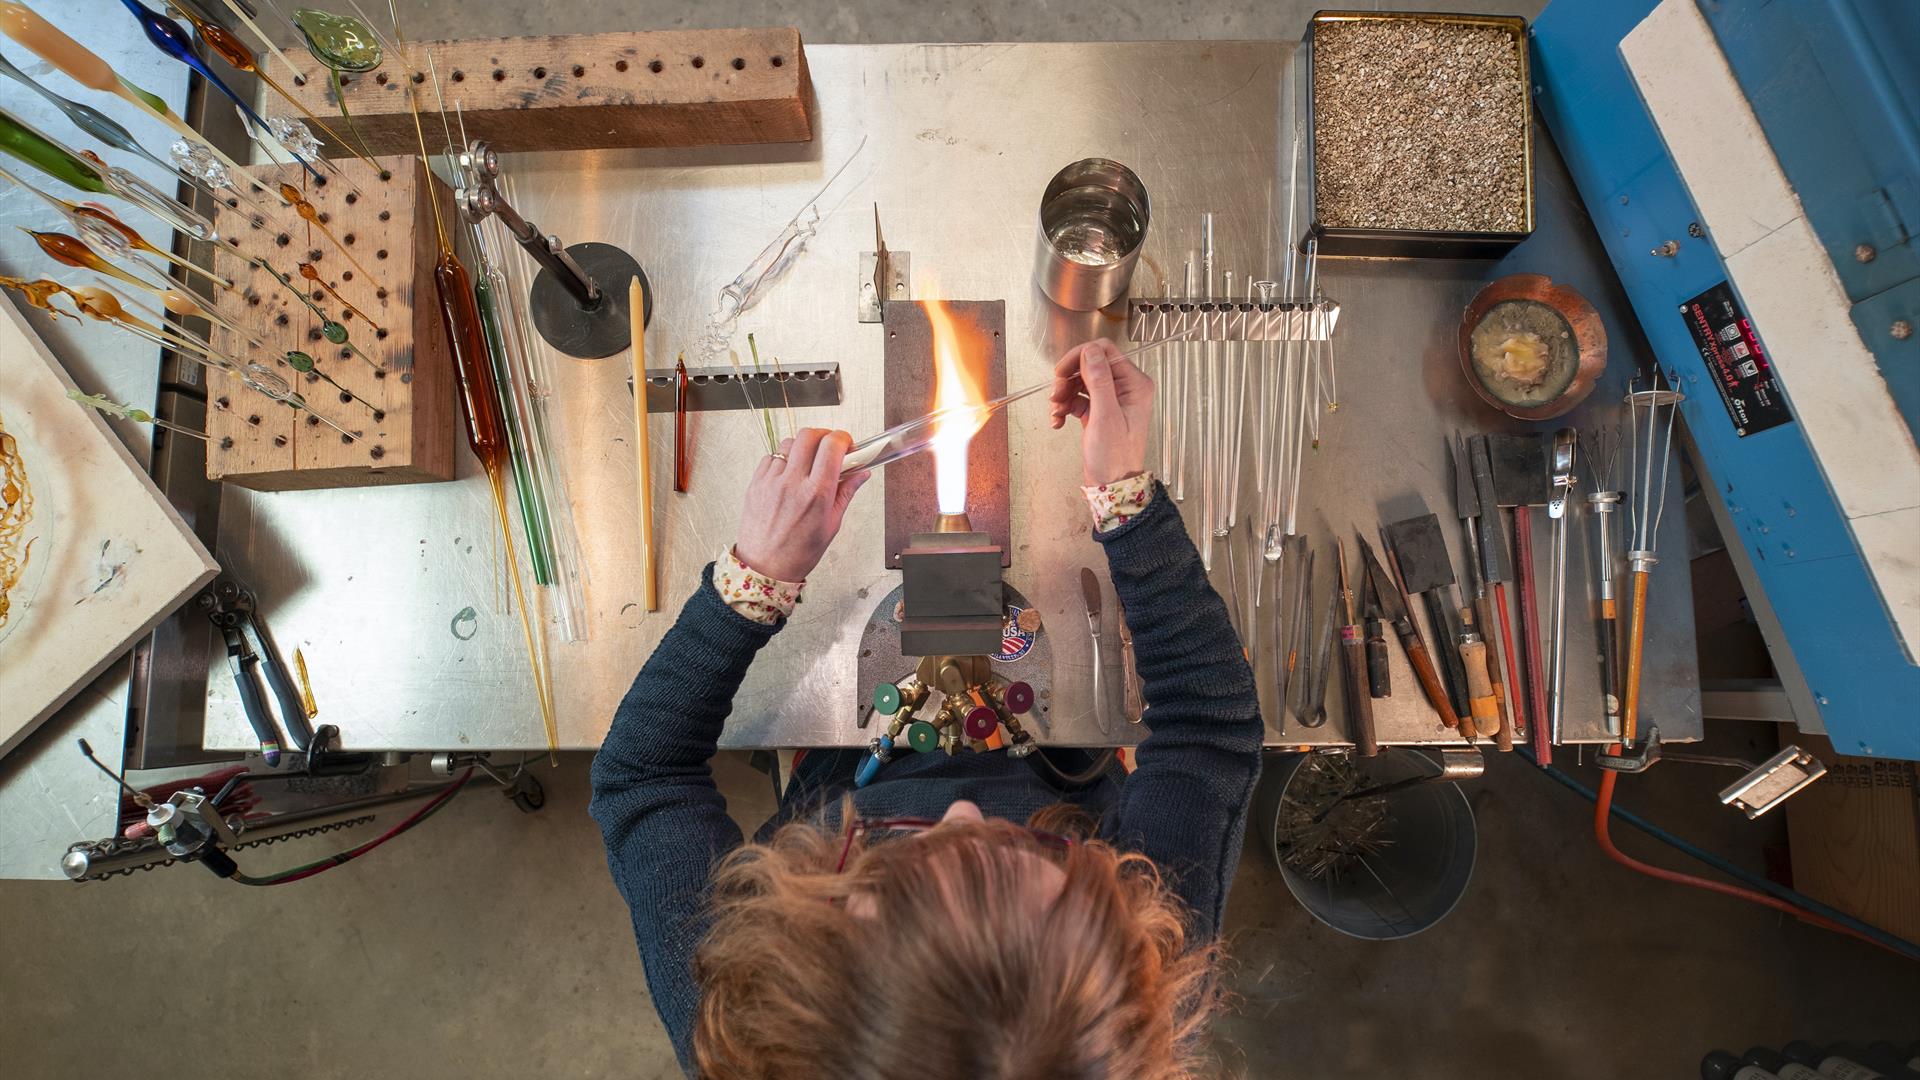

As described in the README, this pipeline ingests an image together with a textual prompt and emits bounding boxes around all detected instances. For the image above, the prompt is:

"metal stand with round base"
[529,242,652,359]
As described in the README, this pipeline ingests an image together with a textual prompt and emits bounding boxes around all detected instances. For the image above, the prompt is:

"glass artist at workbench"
[590,339,1260,1077]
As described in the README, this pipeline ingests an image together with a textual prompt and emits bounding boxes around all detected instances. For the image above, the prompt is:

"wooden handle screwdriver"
[1458,607,1500,736]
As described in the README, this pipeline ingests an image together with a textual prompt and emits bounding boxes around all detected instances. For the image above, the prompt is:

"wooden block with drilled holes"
[203,155,454,490]
[272,28,812,155]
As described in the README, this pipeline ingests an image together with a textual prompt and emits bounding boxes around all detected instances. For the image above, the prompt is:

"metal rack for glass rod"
[1124,297,1343,344]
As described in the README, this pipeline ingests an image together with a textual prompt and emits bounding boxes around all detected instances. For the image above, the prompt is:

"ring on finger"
[770,451,789,462]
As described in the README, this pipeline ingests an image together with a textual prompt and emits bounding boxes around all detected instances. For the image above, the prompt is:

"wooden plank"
[0,298,219,757]
[273,28,813,155]
[881,300,1010,570]
[204,156,455,491]
[1786,734,1920,943]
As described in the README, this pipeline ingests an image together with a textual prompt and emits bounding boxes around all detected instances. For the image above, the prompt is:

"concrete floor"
[5,1,1918,1076]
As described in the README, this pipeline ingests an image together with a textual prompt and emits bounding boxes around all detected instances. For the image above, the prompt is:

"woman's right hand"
[1048,338,1155,486]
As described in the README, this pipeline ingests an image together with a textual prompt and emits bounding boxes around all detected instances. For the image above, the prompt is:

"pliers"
[197,577,311,766]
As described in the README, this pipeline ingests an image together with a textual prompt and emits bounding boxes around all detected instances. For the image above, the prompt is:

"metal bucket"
[1256,750,1477,941]
[1035,158,1150,311]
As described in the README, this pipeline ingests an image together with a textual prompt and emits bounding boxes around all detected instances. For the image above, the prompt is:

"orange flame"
[923,298,990,515]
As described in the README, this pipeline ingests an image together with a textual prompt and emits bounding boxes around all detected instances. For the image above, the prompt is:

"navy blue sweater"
[590,485,1262,1072]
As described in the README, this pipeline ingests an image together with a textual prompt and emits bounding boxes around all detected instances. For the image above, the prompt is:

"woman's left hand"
[732,428,870,583]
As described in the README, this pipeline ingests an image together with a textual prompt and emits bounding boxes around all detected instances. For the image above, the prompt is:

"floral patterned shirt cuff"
[1083,472,1157,532]
[714,547,804,625]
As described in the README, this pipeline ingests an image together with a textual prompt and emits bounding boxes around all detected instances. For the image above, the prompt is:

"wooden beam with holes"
[272,28,813,155]
[203,155,455,491]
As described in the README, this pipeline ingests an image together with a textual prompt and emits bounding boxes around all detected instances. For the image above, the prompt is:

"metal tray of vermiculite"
[1298,10,1535,260]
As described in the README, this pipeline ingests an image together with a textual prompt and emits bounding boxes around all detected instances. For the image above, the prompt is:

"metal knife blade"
[1358,537,1412,624]
[1079,566,1104,636]
[1451,434,1480,519]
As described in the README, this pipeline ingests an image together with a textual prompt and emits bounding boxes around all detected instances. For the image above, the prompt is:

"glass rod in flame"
[921,298,990,515]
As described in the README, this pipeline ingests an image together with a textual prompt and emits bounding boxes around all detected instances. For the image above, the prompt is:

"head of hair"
[692,800,1223,1079]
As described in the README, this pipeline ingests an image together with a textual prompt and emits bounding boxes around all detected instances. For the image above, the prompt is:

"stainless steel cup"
[1035,158,1150,311]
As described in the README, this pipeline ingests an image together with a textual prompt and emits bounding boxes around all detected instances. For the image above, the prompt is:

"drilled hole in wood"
[314,176,327,189]
[216,396,230,409]
[376,249,389,260]
[247,414,261,426]
[311,290,325,302]
[342,271,354,282]
[308,329,323,342]
[340,74,352,86]
[375,72,388,85]
[691,56,705,69]
[452,70,465,83]
[572,64,585,77]
[339,349,352,361]
[225,198,239,210]
[318,211,330,224]
[731,57,745,70]
[378,210,391,222]
[492,68,506,82]
[275,233,290,247]
[369,443,385,458]
[615,59,629,72]
[375,327,390,339]
[374,368,388,379]
[308,249,323,262]
[293,75,307,87]
[344,233,356,245]
[533,66,547,78]
[376,288,389,300]
[771,55,784,67]
[275,314,289,327]
[345,192,358,205]
[220,436,234,449]
[373,409,386,421]
[307,415,320,426]
[648,59,663,73]
[247,295,261,306]
[273,435,288,447]
[411,72,424,84]
[338,391,352,403]
[342,432,355,445]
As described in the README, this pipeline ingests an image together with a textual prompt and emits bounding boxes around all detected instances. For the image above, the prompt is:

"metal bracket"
[860,249,911,322]
[1718,745,1827,818]
[1596,725,1662,773]
[633,364,842,413]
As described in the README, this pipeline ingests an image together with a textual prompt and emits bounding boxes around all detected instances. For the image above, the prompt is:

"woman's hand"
[732,428,870,582]
[1048,337,1155,486]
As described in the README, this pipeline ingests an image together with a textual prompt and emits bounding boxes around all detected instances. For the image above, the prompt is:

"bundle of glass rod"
[464,158,593,644]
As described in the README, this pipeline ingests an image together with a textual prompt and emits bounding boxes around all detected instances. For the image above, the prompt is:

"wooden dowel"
[630,277,657,612]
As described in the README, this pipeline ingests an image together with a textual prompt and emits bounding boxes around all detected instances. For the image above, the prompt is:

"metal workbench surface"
[203,41,1699,753]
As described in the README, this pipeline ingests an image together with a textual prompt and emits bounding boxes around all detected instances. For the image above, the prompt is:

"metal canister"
[1035,158,1150,311]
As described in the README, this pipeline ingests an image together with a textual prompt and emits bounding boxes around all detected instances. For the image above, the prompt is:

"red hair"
[693,801,1224,1079]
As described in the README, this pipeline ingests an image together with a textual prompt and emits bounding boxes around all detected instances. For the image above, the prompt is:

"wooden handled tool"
[1458,608,1500,734]
[629,277,656,611]
[1336,539,1378,756]
[1513,511,1550,763]
[1465,435,1520,751]
[1360,536,1461,730]
[1362,568,1391,699]
[1487,433,1552,763]
[1383,512,1475,728]
[1623,565,1651,743]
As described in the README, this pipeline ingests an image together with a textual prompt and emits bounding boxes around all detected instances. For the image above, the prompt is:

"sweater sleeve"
[589,563,780,1073]
[1096,484,1263,939]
